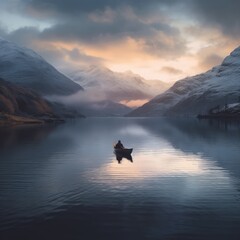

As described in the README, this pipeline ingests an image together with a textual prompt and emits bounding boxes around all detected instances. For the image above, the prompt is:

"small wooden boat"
[114,148,133,155]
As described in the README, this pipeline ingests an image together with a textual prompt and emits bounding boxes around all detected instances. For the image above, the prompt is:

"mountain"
[69,65,170,103]
[0,38,83,96]
[128,46,240,117]
[0,78,61,124]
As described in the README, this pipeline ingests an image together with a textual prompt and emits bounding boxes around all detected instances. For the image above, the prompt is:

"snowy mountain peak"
[230,45,240,57]
[0,38,43,61]
[0,38,83,95]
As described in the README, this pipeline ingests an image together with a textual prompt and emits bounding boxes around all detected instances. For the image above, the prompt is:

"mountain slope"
[0,78,61,124]
[0,38,83,96]
[128,46,240,117]
[69,65,170,103]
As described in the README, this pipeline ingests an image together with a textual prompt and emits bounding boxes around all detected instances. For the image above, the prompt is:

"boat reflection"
[114,152,133,164]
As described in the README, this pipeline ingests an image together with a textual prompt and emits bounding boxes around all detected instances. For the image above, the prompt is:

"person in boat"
[115,140,124,149]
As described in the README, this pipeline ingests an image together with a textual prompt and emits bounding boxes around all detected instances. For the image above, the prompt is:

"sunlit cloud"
[161,66,183,75]
[120,100,149,108]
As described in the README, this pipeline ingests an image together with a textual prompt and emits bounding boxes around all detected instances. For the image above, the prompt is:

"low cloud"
[47,89,107,106]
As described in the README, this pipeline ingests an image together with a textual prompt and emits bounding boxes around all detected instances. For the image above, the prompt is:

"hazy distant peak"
[84,65,114,74]
[70,65,171,104]
[122,70,141,77]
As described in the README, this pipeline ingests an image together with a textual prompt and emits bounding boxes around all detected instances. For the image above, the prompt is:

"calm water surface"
[0,118,240,240]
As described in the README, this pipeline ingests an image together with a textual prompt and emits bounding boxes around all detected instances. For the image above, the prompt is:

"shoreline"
[0,113,65,126]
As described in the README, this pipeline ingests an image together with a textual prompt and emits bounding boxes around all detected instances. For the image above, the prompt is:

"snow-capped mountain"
[69,65,170,103]
[0,38,83,96]
[128,46,240,117]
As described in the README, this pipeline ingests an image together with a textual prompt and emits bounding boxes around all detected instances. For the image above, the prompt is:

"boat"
[114,148,133,155]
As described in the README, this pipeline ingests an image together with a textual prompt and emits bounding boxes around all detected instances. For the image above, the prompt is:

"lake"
[0,118,240,240]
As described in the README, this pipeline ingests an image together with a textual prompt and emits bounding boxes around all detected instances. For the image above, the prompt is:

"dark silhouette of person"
[115,140,124,149]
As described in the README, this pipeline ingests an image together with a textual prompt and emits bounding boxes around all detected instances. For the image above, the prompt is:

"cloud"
[1,2,188,62]
[9,0,240,40]
[161,66,183,75]
[48,89,107,105]
[194,40,240,72]
[188,0,240,37]
[6,26,41,47]
[39,19,187,59]
[0,26,104,75]
[67,48,102,63]
[199,54,223,71]
[3,0,188,58]
[19,0,179,17]
[0,24,7,38]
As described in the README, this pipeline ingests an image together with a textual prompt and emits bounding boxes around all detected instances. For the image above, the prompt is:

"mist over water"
[0,118,240,240]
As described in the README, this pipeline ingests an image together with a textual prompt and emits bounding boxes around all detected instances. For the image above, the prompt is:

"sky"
[1,0,240,82]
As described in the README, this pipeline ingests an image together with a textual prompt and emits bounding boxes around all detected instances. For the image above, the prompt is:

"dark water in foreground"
[0,118,240,240]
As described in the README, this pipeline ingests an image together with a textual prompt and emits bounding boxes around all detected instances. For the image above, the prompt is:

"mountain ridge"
[128,46,240,117]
